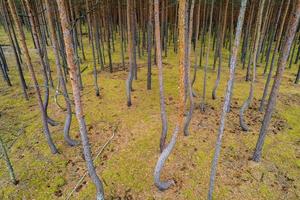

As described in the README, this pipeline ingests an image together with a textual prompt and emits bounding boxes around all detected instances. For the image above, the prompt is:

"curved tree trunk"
[153,0,186,191]
[45,0,78,146]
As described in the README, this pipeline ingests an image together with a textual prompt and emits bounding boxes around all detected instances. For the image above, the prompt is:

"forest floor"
[0,28,300,200]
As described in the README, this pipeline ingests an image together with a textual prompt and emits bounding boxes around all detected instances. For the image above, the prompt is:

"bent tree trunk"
[45,0,78,146]
[154,0,186,191]
[153,0,172,189]
[253,1,300,162]
[8,0,58,154]
[24,0,58,128]
[56,0,105,199]
[208,0,248,199]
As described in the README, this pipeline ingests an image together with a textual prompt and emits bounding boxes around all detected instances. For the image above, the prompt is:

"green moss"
[0,27,300,200]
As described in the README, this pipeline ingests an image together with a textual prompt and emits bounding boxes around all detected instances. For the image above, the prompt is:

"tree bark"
[56,0,105,198]
[208,0,248,198]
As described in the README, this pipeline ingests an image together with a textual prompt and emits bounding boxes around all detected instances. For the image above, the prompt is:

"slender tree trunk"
[91,11,100,96]
[118,0,125,69]
[208,0,248,198]
[191,0,201,90]
[0,47,12,86]
[0,136,17,185]
[147,0,153,90]
[126,0,134,106]
[253,0,300,162]
[200,0,214,112]
[56,0,105,199]
[153,0,168,154]
[295,64,300,84]
[183,0,195,136]
[212,0,229,100]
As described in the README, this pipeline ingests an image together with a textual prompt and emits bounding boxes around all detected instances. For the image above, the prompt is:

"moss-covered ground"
[0,26,299,199]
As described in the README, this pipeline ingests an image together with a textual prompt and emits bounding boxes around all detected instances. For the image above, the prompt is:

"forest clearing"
[0,0,300,199]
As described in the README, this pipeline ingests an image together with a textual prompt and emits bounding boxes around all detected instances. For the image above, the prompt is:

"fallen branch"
[65,124,118,200]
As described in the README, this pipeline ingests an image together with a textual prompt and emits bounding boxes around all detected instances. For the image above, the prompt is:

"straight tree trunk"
[118,0,125,69]
[56,0,105,199]
[0,136,17,185]
[183,0,195,136]
[153,0,168,154]
[147,0,153,90]
[126,0,134,106]
[200,0,214,112]
[208,0,248,198]
[212,0,229,99]
[191,0,201,90]
[295,64,300,84]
